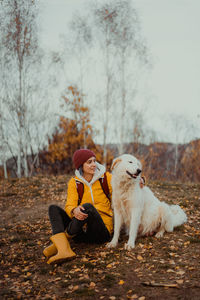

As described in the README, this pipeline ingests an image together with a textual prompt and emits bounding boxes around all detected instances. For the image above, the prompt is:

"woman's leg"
[84,203,111,243]
[46,205,76,264]
[48,205,71,235]
[70,203,110,244]
[48,203,110,243]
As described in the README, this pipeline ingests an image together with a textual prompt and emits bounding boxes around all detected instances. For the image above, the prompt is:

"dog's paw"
[124,241,135,250]
[155,231,164,238]
[106,241,118,248]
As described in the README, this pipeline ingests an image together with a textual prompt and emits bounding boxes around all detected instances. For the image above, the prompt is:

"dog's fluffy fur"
[107,154,187,250]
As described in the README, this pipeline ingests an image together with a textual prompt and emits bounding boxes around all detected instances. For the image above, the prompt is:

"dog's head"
[111,154,142,180]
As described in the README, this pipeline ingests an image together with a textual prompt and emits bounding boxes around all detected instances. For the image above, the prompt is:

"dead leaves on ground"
[0,177,200,299]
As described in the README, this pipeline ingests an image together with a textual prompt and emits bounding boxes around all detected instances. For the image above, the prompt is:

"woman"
[43,149,113,264]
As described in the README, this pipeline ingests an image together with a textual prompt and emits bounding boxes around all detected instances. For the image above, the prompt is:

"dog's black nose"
[136,169,142,175]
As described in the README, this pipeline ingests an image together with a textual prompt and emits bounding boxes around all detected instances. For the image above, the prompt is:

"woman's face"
[82,157,96,176]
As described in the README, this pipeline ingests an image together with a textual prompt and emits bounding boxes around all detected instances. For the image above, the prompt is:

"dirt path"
[0,176,200,299]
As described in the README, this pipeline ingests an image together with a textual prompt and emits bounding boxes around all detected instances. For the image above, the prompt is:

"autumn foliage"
[124,140,200,183]
[2,84,199,180]
[46,86,114,173]
[180,139,200,182]
[46,86,92,170]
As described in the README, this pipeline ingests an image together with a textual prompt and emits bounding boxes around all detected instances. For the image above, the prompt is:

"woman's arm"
[65,178,79,218]
[65,178,88,220]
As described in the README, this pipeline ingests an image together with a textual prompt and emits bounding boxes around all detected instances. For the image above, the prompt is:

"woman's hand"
[72,206,88,220]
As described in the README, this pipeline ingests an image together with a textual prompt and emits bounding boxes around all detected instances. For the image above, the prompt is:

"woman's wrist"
[71,208,76,216]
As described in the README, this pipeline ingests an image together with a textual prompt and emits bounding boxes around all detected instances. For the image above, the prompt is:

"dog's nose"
[137,169,142,175]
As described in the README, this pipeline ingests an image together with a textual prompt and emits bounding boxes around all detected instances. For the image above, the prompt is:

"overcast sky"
[39,0,200,143]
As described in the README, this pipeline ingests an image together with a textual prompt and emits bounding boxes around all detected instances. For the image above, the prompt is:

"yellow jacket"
[65,162,113,233]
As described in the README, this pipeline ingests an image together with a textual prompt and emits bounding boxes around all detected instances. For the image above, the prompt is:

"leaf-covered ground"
[0,175,200,299]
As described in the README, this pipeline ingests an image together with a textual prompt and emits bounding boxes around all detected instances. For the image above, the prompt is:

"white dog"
[107,154,187,250]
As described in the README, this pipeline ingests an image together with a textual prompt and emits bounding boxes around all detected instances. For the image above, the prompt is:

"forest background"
[0,0,200,182]
[1,2,200,299]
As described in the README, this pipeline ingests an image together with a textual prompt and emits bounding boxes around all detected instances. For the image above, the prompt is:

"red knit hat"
[73,149,96,170]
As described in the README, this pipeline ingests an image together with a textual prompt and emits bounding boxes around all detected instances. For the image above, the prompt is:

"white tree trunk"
[17,148,21,178]
[24,153,28,177]
[3,161,8,179]
[118,51,126,155]
[174,143,178,176]
[103,123,107,166]
[18,58,23,178]
[102,25,111,166]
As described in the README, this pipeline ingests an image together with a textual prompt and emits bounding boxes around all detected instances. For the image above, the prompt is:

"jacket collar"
[75,162,105,186]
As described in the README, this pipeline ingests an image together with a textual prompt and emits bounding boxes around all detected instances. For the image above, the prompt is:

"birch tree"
[111,0,150,154]
[68,15,92,148]
[0,0,53,177]
[0,46,8,178]
[69,15,92,94]
[92,3,117,164]
[0,0,39,177]
[90,0,149,161]
[0,99,8,178]
[169,114,189,176]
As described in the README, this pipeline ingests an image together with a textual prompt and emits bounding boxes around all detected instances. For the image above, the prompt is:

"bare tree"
[91,2,118,164]
[169,113,190,176]
[0,0,56,177]
[68,14,92,148]
[0,100,8,178]
[69,15,92,93]
[110,0,150,154]
[89,0,150,161]
[0,47,8,178]
[0,0,40,177]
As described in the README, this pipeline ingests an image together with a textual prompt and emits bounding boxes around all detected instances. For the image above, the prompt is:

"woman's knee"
[48,204,60,217]
[82,203,101,218]
[82,203,95,212]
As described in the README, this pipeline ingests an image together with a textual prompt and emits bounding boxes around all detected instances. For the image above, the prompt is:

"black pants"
[48,203,110,244]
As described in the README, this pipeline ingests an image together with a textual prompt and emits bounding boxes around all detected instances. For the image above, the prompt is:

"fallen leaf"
[137,255,143,261]
[128,295,138,299]
[89,282,96,288]
[72,285,79,291]
[81,257,88,262]
[176,280,184,284]
[166,269,175,273]
[176,270,185,275]
[169,260,175,265]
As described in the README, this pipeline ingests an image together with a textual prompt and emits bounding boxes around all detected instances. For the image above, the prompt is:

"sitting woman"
[43,149,113,264]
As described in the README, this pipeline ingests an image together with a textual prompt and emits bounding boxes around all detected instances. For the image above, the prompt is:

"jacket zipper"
[89,186,94,204]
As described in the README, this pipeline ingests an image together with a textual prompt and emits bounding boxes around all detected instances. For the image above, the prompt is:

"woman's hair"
[79,166,83,176]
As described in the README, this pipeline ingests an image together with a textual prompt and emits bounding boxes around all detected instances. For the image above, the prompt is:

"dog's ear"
[111,158,122,171]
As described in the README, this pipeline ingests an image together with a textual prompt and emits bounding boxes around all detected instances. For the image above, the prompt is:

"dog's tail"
[170,205,187,227]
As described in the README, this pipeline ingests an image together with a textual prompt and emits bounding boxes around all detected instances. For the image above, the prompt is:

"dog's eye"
[129,161,133,163]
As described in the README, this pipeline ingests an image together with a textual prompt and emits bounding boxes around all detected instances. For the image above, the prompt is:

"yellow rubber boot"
[47,232,76,264]
[43,243,57,258]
